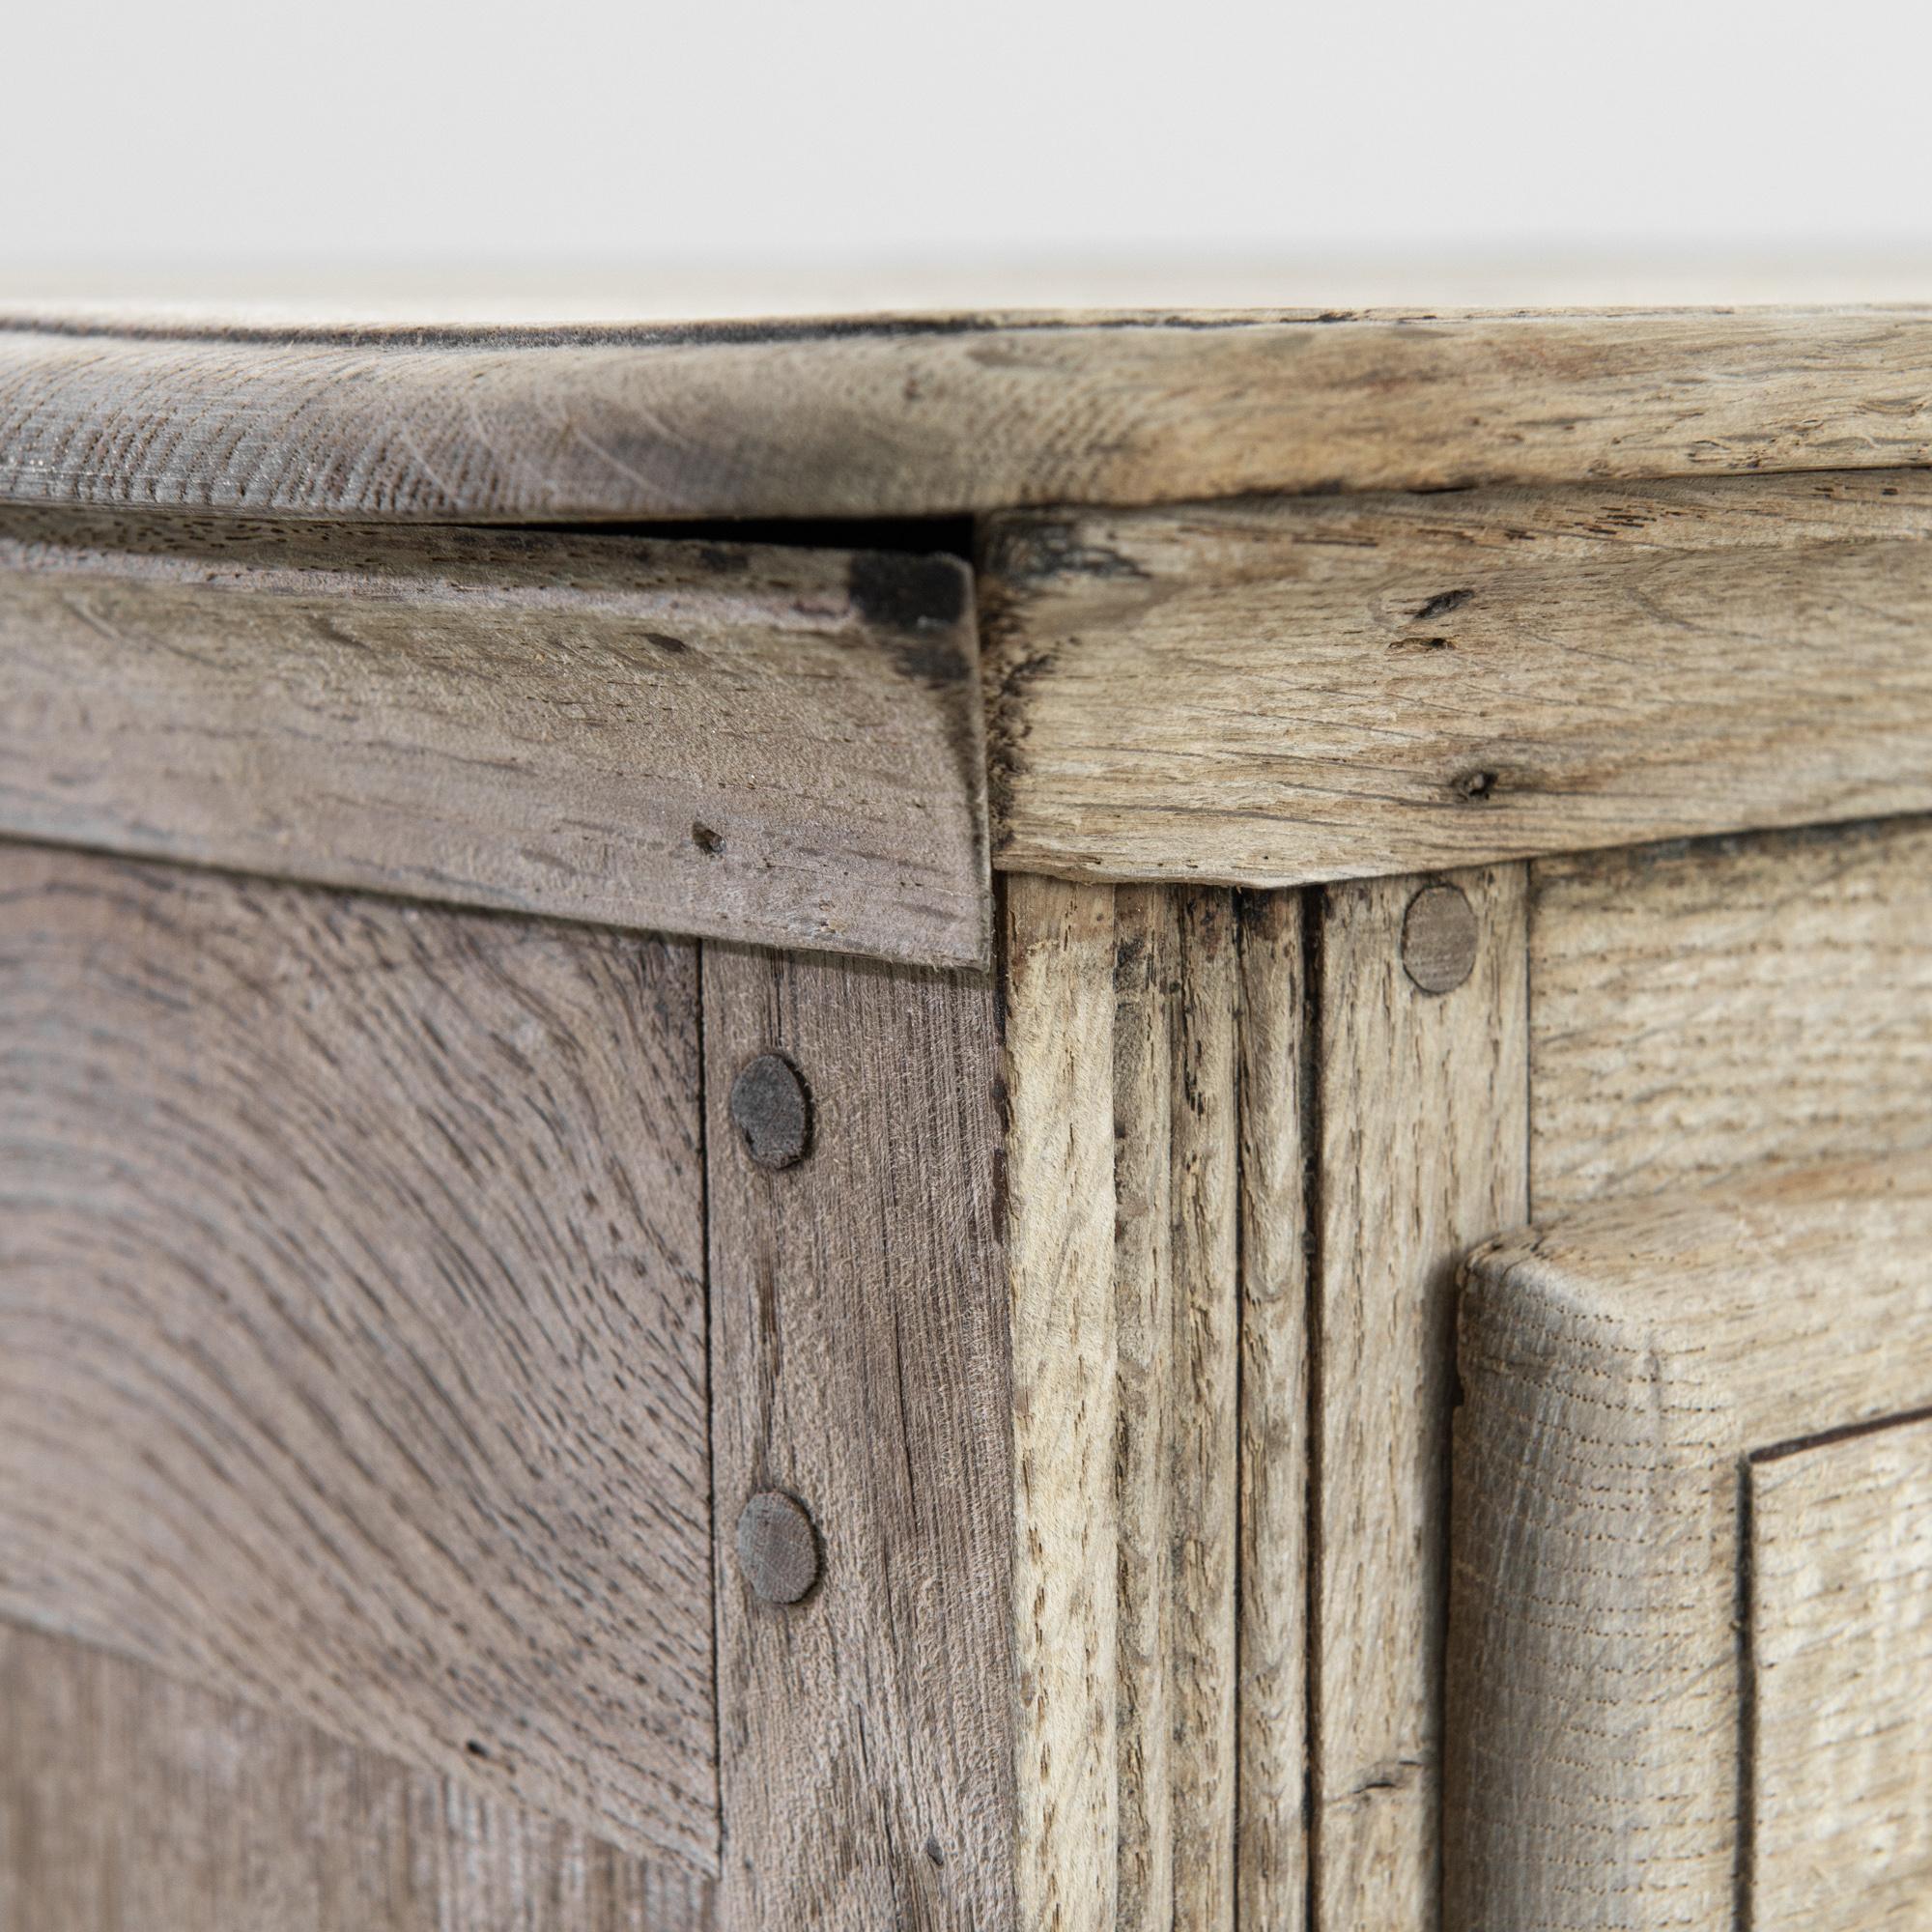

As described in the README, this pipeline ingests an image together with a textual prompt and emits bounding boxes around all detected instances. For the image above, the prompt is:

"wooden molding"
[983,472,1932,888]
[0,511,990,968]
[1234,890,1310,1931]
[1109,885,1241,1930]
[1004,874,1120,1932]
[9,307,1932,522]
[1003,876,1310,1931]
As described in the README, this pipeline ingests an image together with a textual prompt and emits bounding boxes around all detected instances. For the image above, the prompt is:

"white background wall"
[9,0,1932,304]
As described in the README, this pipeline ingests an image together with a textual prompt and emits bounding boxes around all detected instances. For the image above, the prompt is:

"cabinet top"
[5,299,1932,522]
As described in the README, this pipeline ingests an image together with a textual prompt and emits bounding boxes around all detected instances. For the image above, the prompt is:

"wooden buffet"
[2,297,1931,1930]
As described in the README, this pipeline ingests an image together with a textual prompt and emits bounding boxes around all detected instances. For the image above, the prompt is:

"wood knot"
[735,1491,820,1605]
[1401,885,1479,995]
[1413,587,1475,621]
[728,1052,812,1169]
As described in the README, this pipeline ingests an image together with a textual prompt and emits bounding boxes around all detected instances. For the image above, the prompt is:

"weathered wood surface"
[981,472,1932,886]
[1005,874,1119,1932]
[703,944,1015,1929]
[1110,888,1240,1931]
[1163,891,1240,1932]
[1750,1415,1932,1930]
[0,845,716,1870]
[1009,877,1301,1932]
[1110,888,1179,1932]
[1234,890,1309,1932]
[1313,867,1528,1931]
[1530,815,1932,1214]
[9,307,1932,520]
[1448,1154,1932,1931]
[0,510,988,967]
[0,1621,714,1932]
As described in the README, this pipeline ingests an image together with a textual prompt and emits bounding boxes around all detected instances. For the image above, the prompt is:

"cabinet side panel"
[1530,816,1932,1214]
[0,1623,715,1932]
[0,843,715,1868]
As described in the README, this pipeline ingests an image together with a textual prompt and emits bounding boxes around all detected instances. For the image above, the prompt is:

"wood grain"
[1005,873,1119,1932]
[703,943,1016,1930]
[0,509,988,967]
[981,471,1932,886]
[1530,815,1932,1214]
[1448,1154,1932,1931]
[1235,890,1309,1932]
[1109,887,1179,1932]
[1110,887,1241,1930]
[10,307,1932,521]
[1751,1416,1932,1930]
[1313,867,1528,1931]
[1164,891,1241,1931]
[0,1621,714,1932]
[0,844,715,1870]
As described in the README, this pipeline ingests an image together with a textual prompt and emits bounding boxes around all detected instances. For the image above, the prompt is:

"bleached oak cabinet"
[1,299,1930,1931]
